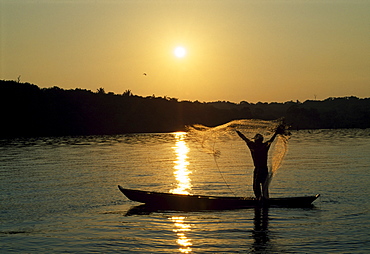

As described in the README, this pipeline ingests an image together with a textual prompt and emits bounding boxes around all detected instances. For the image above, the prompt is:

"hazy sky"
[1,0,369,103]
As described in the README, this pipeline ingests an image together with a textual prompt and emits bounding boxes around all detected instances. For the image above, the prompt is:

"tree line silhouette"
[1,80,369,138]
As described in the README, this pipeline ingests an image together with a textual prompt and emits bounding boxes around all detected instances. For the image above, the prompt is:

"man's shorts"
[254,167,268,184]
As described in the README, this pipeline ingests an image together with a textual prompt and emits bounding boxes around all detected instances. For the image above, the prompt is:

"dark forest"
[1,80,369,138]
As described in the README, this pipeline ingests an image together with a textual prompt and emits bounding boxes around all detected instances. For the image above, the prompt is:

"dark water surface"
[1,129,369,253]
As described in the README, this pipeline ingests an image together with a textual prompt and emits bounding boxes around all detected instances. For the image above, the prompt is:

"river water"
[1,129,369,253]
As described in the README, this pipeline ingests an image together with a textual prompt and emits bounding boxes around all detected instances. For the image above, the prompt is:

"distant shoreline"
[1,80,369,138]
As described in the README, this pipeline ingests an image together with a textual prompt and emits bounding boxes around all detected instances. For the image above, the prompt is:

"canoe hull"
[118,185,320,211]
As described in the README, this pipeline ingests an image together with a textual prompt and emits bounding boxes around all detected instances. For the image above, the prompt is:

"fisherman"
[236,124,285,201]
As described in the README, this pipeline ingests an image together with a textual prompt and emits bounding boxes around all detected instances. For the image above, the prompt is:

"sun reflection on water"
[170,216,192,253]
[170,132,191,195]
[170,132,193,253]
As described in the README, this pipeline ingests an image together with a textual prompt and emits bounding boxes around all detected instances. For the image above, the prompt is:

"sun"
[174,46,187,58]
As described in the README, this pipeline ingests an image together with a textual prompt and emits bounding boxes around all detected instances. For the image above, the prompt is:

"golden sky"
[1,0,369,103]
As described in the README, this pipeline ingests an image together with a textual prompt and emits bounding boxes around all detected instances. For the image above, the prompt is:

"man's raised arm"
[236,130,251,143]
[267,124,285,143]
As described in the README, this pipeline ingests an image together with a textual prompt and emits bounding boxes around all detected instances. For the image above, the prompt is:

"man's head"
[253,133,264,143]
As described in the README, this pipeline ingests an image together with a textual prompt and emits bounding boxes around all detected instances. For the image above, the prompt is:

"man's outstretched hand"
[236,130,248,141]
[276,124,286,135]
[235,130,243,138]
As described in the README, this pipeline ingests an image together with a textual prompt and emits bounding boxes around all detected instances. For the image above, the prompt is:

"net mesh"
[186,119,290,190]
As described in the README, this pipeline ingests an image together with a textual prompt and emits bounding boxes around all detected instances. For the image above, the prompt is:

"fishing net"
[186,119,291,193]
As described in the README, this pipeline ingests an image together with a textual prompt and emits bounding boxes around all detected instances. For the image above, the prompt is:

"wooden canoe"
[118,185,320,211]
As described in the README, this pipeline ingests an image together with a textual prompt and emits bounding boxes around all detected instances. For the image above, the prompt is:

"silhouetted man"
[236,125,285,201]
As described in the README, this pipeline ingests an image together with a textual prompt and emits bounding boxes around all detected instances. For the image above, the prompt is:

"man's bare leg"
[262,180,269,200]
[253,179,262,200]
